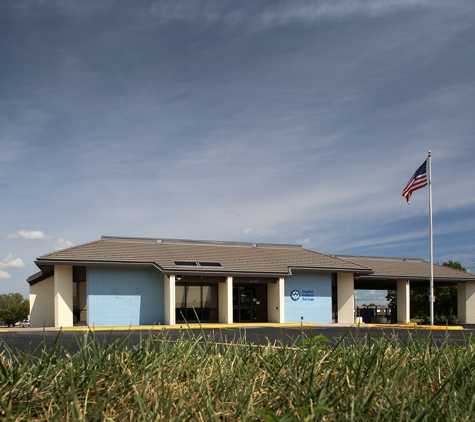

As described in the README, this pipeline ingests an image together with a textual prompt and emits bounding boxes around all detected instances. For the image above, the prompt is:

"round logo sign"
[290,289,300,301]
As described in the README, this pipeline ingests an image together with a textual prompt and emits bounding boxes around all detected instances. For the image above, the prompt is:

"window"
[175,284,218,322]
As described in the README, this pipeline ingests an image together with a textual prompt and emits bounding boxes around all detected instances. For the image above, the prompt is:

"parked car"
[21,320,30,328]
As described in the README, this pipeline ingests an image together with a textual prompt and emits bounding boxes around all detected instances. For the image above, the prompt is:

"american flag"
[402,160,427,204]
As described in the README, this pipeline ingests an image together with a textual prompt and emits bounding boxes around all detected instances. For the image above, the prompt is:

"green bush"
[0,293,29,326]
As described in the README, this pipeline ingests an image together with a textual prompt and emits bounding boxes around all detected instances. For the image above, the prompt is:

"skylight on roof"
[198,262,222,267]
[173,261,222,267]
[174,261,198,266]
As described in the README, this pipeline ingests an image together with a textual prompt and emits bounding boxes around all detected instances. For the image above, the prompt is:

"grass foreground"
[0,329,474,421]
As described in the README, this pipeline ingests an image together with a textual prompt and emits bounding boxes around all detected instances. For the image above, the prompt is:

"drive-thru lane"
[1,324,474,355]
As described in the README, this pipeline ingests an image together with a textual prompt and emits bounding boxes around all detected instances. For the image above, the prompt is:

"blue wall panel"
[87,267,165,326]
[284,272,332,323]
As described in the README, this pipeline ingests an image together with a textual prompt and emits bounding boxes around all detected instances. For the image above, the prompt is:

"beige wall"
[30,276,55,328]
[54,265,73,328]
[458,282,475,324]
[268,278,285,323]
[397,280,410,323]
[218,276,233,323]
[337,273,354,323]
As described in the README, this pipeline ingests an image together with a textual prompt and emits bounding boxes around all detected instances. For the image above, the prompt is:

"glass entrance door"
[238,289,253,322]
[233,285,267,322]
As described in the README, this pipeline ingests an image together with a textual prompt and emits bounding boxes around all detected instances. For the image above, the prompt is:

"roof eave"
[289,266,373,275]
[34,259,290,277]
[27,270,55,285]
[358,275,475,282]
[33,260,369,278]
[162,270,290,278]
[35,259,161,270]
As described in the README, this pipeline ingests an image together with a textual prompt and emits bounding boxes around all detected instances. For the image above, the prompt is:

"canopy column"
[219,276,233,324]
[164,274,176,325]
[337,273,354,323]
[397,279,410,323]
[458,282,475,324]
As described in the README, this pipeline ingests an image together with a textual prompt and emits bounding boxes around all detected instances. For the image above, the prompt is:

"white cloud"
[0,254,25,270]
[6,229,74,251]
[54,239,75,251]
[147,0,447,29]
[243,228,254,234]
[258,0,441,26]
[0,270,11,279]
[297,238,310,245]
[0,254,25,283]
[7,230,53,240]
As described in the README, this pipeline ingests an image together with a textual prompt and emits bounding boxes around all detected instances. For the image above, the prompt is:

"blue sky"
[2,0,475,304]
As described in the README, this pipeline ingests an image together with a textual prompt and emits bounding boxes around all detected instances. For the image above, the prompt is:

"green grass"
[0,329,475,421]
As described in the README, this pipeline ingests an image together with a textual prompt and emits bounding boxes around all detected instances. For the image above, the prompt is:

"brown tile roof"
[35,236,371,276]
[336,255,475,281]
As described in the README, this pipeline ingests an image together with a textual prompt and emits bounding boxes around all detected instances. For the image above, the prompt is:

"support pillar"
[268,277,285,323]
[397,279,410,323]
[337,273,354,323]
[219,276,233,324]
[54,265,73,328]
[164,275,176,325]
[458,282,475,324]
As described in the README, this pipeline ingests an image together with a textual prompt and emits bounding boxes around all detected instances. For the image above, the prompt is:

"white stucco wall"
[30,276,54,328]
[54,265,73,328]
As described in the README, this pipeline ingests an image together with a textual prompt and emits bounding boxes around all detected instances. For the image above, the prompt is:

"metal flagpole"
[428,150,434,326]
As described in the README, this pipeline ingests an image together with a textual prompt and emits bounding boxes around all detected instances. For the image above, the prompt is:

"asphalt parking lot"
[1,324,474,355]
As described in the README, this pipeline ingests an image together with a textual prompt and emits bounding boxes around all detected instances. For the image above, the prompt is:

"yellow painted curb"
[59,322,465,332]
[354,322,464,331]
[59,323,319,332]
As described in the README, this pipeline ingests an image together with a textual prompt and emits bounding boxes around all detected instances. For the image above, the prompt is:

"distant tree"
[443,260,466,272]
[386,290,397,308]
[0,293,29,327]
